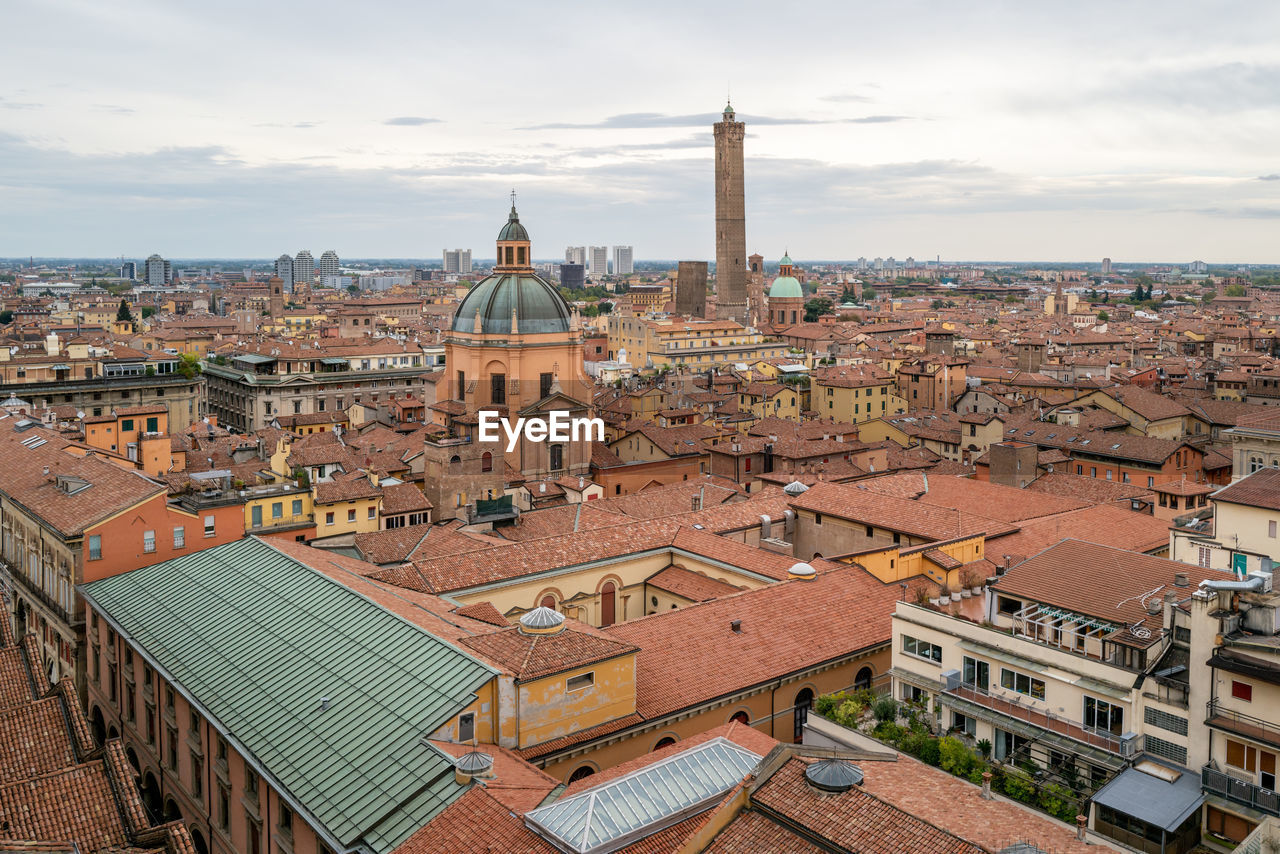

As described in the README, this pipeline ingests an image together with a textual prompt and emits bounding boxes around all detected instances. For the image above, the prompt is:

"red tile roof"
[605,565,898,720]
[1211,467,1280,510]
[646,564,745,602]
[394,786,556,854]
[789,481,1019,541]
[458,623,638,682]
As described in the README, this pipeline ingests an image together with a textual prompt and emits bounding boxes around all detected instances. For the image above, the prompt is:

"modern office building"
[274,254,294,292]
[144,254,172,286]
[612,245,634,276]
[559,263,585,291]
[443,248,472,274]
[587,245,609,278]
[293,250,315,287]
[318,250,341,278]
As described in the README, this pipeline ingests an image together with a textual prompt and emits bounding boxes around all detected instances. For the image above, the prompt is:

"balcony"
[1207,698,1280,751]
[942,671,1136,757]
[1202,764,1280,816]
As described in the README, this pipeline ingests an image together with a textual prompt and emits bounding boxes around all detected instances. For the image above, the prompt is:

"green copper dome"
[779,253,792,266]
[497,205,529,242]
[768,275,803,299]
[451,272,572,335]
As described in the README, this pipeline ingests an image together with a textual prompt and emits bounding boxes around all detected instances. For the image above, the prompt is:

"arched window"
[568,766,595,783]
[730,710,750,726]
[793,688,815,743]
[541,594,556,610]
[481,451,492,472]
[600,582,616,627]
[449,455,461,473]
[654,736,677,751]
[190,829,209,854]
[855,667,873,691]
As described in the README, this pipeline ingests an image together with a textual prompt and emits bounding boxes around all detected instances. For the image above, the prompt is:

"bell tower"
[714,102,748,325]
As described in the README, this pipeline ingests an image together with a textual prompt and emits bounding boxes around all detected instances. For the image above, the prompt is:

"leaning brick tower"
[714,102,748,325]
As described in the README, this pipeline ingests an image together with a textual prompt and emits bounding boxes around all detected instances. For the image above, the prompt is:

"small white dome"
[788,562,816,579]
[783,480,809,496]
[519,606,566,634]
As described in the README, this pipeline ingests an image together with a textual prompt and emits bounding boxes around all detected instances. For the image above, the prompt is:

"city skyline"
[3,1,1280,260]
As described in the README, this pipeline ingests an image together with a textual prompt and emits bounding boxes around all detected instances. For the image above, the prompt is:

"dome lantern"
[496,190,532,271]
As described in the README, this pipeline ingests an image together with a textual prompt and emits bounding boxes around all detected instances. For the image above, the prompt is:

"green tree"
[598,301,614,315]
[0,310,12,324]
[141,306,155,318]
[176,353,202,379]
[346,284,360,295]
[1225,284,1246,297]
[1097,310,1109,322]
[861,286,876,301]
[116,299,133,321]
[804,298,834,322]
[1131,284,1145,302]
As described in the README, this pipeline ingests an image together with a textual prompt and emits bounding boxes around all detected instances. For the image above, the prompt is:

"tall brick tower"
[714,102,748,325]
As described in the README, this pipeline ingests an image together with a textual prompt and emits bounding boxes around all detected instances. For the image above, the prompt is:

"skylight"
[524,737,761,853]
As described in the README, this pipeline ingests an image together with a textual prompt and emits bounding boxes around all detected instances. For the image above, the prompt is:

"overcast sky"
[3,0,1279,263]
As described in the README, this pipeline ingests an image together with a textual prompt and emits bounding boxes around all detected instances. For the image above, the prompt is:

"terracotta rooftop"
[458,622,638,682]
[646,564,745,602]
[1212,467,1280,511]
[789,481,1018,541]
[605,564,899,721]
[993,539,1223,646]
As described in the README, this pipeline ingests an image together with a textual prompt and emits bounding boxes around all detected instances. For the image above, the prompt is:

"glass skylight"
[524,737,761,853]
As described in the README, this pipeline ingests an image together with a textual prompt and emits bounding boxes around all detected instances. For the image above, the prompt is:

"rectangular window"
[245,768,258,798]
[1271,521,1277,539]
[459,712,475,743]
[457,370,466,401]
[278,804,292,836]
[146,416,158,433]
[251,505,262,527]
[121,418,134,432]
[1144,706,1189,736]
[89,535,102,560]
[326,512,335,525]
[962,656,989,691]
[1233,680,1254,702]
[190,709,199,735]
[292,499,303,516]
[367,506,376,520]
[567,672,595,692]
[204,515,215,537]
[997,596,1020,616]
[272,502,282,519]
[902,635,943,664]
[347,509,356,522]
[490,373,506,405]
[167,726,179,769]
[1198,546,1212,568]
[999,667,1046,700]
[246,817,261,854]
[1147,476,1155,487]
[173,527,185,548]
[218,785,230,831]
[540,372,554,399]
[1083,695,1124,736]
[1143,734,1188,766]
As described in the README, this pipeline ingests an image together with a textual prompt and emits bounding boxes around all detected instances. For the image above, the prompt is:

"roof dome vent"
[519,606,566,635]
[804,758,863,793]
[783,480,809,496]
[788,562,816,581]
[454,749,494,785]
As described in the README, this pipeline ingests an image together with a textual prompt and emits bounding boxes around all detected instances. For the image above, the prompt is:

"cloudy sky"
[3,0,1279,262]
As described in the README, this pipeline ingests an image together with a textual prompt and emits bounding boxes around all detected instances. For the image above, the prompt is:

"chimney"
[1146,600,1161,617]
[1076,814,1087,842]
[730,619,742,634]
[1174,572,1189,587]
[981,771,993,800]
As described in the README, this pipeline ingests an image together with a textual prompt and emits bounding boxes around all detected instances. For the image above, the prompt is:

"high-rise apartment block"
[143,254,171,286]
[588,246,609,278]
[1101,257,1112,275]
[612,245,634,276]
[274,254,294,292]
[318,250,341,278]
[294,250,315,287]
[119,261,136,281]
[714,103,748,324]
[443,249,473,274]
[565,246,587,266]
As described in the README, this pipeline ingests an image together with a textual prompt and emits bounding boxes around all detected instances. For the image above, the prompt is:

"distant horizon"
[2,257,1277,271]
[4,3,1280,261]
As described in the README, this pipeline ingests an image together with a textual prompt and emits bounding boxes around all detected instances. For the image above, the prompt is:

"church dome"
[769,275,803,299]
[451,272,572,335]
[497,204,529,242]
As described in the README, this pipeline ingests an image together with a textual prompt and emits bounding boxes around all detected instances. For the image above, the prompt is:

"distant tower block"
[714,102,748,324]
[676,261,708,318]
[1101,257,1112,276]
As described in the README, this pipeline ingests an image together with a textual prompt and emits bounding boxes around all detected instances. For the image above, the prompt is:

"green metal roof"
[80,538,496,854]
[768,276,803,299]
